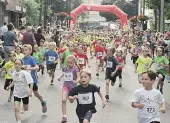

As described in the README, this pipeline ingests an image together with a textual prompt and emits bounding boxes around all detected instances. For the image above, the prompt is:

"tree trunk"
[158,8,161,32]
[39,0,43,25]
[154,9,157,31]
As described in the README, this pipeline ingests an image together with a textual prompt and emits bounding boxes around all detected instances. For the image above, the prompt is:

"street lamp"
[160,0,164,33]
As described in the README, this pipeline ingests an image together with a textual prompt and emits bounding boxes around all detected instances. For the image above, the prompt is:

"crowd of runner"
[0,22,170,123]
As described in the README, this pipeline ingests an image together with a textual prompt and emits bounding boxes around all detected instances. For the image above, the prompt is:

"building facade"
[82,0,106,22]
[0,0,26,28]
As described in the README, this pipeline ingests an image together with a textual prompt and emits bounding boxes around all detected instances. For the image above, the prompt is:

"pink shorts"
[62,81,75,92]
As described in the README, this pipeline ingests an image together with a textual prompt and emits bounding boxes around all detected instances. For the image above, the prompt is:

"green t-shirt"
[33,51,43,64]
[154,56,169,75]
[39,47,46,54]
[62,50,75,66]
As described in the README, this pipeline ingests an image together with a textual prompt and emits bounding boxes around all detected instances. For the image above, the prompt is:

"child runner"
[22,44,47,113]
[131,41,141,69]
[135,48,152,83]
[76,46,90,70]
[115,49,125,87]
[62,43,76,68]
[44,42,59,85]
[58,55,79,123]
[94,39,106,79]
[103,48,119,101]
[7,59,33,123]
[68,68,105,123]
[33,45,44,75]
[150,47,169,94]
[15,46,24,59]
[131,70,166,123]
[0,51,15,102]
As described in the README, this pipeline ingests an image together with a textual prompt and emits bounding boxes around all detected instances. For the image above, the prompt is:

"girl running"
[0,51,15,102]
[7,59,33,123]
[115,49,125,87]
[151,47,169,94]
[58,55,80,123]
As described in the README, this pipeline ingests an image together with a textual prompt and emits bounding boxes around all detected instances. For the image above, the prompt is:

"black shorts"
[14,96,29,105]
[156,72,165,82]
[105,71,120,82]
[47,63,57,72]
[132,56,138,64]
[150,121,160,123]
[77,110,93,123]
[4,79,14,91]
[29,83,38,91]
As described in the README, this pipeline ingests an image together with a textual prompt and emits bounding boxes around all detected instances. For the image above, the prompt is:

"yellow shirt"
[15,53,24,59]
[4,61,15,79]
[136,56,152,74]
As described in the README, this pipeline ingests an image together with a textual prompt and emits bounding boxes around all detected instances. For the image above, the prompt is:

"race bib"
[64,72,73,81]
[143,63,149,69]
[25,65,31,73]
[9,69,14,76]
[155,63,164,70]
[143,106,157,115]
[48,56,55,62]
[97,52,103,57]
[78,92,93,104]
[77,58,85,65]
[107,61,113,68]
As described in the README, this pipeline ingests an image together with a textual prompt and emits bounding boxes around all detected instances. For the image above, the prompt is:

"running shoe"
[105,95,109,100]
[42,101,47,113]
[61,116,67,123]
[111,81,115,86]
[160,88,163,94]
[119,83,122,87]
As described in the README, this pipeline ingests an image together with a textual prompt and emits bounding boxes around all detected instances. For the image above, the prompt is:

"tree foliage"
[99,0,137,22]
[24,0,39,25]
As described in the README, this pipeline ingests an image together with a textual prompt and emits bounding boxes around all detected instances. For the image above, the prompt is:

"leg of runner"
[61,90,68,123]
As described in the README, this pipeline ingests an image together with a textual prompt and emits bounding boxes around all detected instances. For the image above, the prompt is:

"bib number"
[64,72,73,81]
[97,52,103,57]
[77,58,85,65]
[48,56,55,62]
[147,107,155,113]
[107,61,113,68]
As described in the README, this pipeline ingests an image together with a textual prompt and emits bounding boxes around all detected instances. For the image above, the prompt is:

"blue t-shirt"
[23,56,38,83]
[44,50,59,65]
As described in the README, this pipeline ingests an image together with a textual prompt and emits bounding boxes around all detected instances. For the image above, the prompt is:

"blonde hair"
[80,68,92,78]
[23,44,32,51]
[66,55,76,63]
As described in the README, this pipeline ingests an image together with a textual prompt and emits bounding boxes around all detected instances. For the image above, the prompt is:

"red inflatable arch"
[70,3,128,29]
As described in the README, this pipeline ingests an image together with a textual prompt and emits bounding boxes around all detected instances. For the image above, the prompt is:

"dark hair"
[142,70,157,81]
[7,23,13,31]
[19,26,26,30]
[157,46,164,55]
[108,47,116,54]
[4,22,7,25]
[37,28,42,33]
[15,59,24,65]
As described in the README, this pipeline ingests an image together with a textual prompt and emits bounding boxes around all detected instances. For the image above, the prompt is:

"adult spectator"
[52,31,60,47]
[34,28,45,46]
[0,22,8,41]
[22,26,36,47]
[3,23,18,61]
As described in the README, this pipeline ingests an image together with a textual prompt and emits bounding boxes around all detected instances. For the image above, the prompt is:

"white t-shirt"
[12,70,34,98]
[131,88,164,123]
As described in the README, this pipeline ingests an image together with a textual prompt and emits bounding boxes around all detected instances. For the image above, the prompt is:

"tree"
[99,1,117,22]
[99,0,137,22]
[24,0,39,25]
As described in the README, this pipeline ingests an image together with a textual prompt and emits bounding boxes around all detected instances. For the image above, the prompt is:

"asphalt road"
[0,54,170,123]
